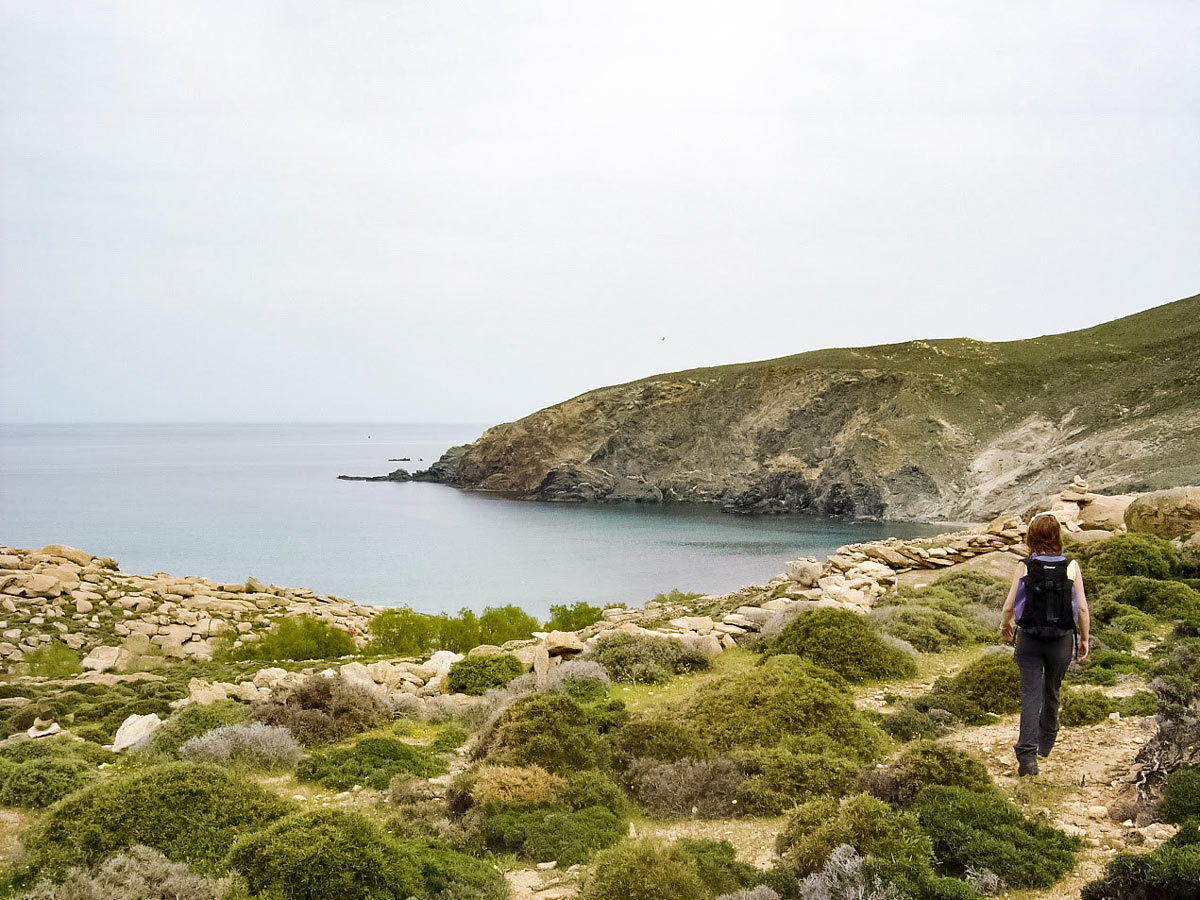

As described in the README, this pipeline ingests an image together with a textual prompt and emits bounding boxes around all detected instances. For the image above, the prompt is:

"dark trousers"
[1013,631,1074,763]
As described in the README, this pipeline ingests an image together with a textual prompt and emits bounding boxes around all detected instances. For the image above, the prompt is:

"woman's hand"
[1001,621,1015,643]
[1078,635,1090,662]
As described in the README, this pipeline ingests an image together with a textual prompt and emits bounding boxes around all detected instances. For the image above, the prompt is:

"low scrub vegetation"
[857,741,993,809]
[764,609,916,683]
[587,632,710,683]
[250,673,389,744]
[1082,823,1200,900]
[368,604,541,656]
[483,690,614,773]
[17,643,83,679]
[446,654,523,695]
[228,614,355,662]
[179,721,302,768]
[150,700,248,757]
[296,736,446,790]
[16,844,242,900]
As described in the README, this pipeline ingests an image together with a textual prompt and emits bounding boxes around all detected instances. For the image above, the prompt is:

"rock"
[1125,487,1200,539]
[81,645,122,672]
[252,667,289,689]
[339,661,378,692]
[467,644,504,657]
[188,678,228,705]
[74,598,94,614]
[677,632,722,658]
[112,713,163,752]
[427,650,464,678]
[1088,805,1109,820]
[784,558,823,587]
[532,644,550,684]
[37,545,94,567]
[20,573,62,597]
[544,631,585,655]
[122,632,152,655]
[1078,493,1137,530]
[667,616,714,634]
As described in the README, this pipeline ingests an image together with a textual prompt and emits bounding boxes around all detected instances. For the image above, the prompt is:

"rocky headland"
[413,293,1200,521]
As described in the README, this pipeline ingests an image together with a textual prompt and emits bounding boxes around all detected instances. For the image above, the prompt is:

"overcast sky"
[2,2,1197,424]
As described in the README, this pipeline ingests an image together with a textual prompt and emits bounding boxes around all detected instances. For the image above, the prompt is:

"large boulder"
[1125,487,1200,539]
[81,645,122,672]
[112,713,163,752]
[1078,493,1138,530]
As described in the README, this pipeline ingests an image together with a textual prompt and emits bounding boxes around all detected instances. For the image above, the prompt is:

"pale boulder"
[784,557,823,587]
[1078,493,1137,530]
[112,713,163,752]
[1125,487,1200,539]
[427,650,463,678]
[81,645,121,672]
[339,661,378,693]
[544,631,585,655]
[252,667,289,689]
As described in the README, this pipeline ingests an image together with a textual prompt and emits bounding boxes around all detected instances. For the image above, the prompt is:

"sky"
[2,1,1198,424]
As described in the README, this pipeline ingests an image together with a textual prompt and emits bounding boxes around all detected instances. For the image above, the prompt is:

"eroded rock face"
[112,713,162,752]
[1125,486,1200,539]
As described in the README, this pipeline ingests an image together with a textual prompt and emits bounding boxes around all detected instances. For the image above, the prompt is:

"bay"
[0,423,947,618]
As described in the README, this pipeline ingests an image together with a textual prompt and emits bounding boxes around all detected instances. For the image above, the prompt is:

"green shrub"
[879,707,946,742]
[1161,766,1200,824]
[1110,611,1159,635]
[945,653,1020,715]
[14,762,293,882]
[1060,688,1115,727]
[879,606,983,653]
[1082,834,1200,900]
[1120,691,1159,717]
[766,610,916,682]
[18,643,83,679]
[486,691,611,773]
[734,735,861,815]
[396,837,508,900]
[614,716,712,767]
[580,838,714,900]
[478,605,540,645]
[368,607,439,656]
[561,769,630,814]
[682,655,887,759]
[1094,628,1135,651]
[589,633,710,684]
[250,674,389,745]
[0,757,97,808]
[933,571,1008,606]
[429,724,468,753]
[1108,577,1200,624]
[435,608,482,654]
[675,839,759,896]
[857,741,993,808]
[150,700,248,757]
[545,602,606,632]
[229,614,355,661]
[1071,650,1148,686]
[11,681,188,744]
[776,793,933,876]
[0,735,111,765]
[481,803,625,865]
[227,809,423,900]
[1081,534,1183,580]
[912,785,1081,889]
[297,736,446,790]
[447,654,523,695]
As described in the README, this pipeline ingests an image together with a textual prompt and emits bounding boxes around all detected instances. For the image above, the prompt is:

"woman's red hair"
[1027,514,1063,556]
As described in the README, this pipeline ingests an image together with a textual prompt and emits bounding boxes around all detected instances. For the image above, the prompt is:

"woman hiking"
[1000,512,1091,777]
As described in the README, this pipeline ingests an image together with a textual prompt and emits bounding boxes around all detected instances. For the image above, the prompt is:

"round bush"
[858,741,993,808]
[1110,578,1200,624]
[776,793,933,875]
[1083,535,1182,580]
[880,606,981,653]
[179,721,302,768]
[15,762,293,882]
[227,809,423,900]
[912,785,1080,889]
[486,691,611,773]
[767,609,917,682]
[447,654,523,695]
[615,716,712,767]
[734,736,861,815]
[1082,840,1200,900]
[682,655,887,759]
[15,844,235,900]
[1161,766,1200,824]
[588,633,710,684]
[297,736,445,790]
[251,674,389,745]
[944,652,1021,716]
[0,758,97,808]
[626,757,744,819]
[466,764,565,806]
[484,804,626,865]
[150,700,248,757]
[230,614,355,661]
[1060,688,1115,727]
[581,839,714,900]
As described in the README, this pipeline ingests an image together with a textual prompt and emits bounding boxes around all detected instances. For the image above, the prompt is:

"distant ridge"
[420,293,1200,520]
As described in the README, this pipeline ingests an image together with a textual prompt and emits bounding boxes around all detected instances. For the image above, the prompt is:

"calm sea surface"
[0,424,946,618]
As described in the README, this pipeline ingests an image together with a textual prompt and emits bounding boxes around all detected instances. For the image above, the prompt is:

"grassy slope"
[441,293,1200,519]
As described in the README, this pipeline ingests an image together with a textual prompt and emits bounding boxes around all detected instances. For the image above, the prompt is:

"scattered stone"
[112,712,163,752]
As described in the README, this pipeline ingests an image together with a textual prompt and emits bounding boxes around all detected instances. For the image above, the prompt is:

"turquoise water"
[0,424,945,617]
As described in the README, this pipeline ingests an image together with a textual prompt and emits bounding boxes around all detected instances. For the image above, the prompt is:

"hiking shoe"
[1017,758,1039,777]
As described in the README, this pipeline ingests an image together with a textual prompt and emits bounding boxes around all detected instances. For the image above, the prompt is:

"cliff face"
[426,294,1200,520]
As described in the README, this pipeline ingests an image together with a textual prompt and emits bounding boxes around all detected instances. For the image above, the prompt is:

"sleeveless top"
[1012,554,1080,623]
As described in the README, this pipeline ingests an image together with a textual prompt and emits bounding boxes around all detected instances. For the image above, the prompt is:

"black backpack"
[1017,556,1076,641]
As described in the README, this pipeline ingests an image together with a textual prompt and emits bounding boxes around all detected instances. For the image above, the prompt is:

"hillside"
[422,293,1200,520]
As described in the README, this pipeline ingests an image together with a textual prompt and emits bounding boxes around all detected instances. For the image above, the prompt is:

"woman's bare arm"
[1075,564,1090,661]
[1001,563,1023,642]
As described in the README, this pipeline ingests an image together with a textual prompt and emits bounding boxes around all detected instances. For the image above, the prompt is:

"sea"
[0,423,947,618]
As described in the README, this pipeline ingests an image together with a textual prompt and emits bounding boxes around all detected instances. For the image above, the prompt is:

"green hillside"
[423,293,1200,520]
